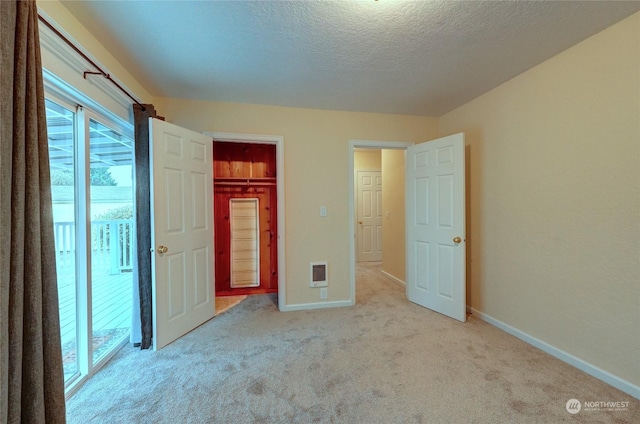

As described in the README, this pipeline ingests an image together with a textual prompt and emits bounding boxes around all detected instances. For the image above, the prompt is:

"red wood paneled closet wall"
[213,141,278,296]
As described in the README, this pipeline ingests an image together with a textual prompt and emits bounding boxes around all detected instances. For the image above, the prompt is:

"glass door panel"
[88,118,134,365]
[46,99,79,385]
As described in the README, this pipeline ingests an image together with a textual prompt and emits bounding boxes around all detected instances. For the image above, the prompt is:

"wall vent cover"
[310,261,328,288]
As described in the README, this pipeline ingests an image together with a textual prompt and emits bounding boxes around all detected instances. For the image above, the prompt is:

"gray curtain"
[133,104,157,350]
[1,0,67,422]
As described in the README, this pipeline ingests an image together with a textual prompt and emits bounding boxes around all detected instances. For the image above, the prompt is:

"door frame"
[348,139,414,304]
[204,132,286,310]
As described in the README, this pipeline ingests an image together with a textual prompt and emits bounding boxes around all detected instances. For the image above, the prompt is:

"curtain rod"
[38,14,146,111]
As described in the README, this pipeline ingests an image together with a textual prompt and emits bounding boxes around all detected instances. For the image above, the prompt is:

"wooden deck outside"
[58,268,132,374]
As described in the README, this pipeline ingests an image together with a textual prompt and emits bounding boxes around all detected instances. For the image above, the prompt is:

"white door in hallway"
[150,118,215,350]
[406,133,466,322]
[357,170,383,262]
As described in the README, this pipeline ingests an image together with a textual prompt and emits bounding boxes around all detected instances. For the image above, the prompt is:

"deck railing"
[53,220,134,275]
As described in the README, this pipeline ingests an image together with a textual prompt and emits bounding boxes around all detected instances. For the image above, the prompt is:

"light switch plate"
[320,206,327,217]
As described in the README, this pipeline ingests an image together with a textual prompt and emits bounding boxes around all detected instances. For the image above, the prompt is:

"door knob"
[157,245,168,254]
[358,221,363,225]
[453,237,462,244]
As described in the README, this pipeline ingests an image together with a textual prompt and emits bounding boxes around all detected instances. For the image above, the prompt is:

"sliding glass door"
[46,96,134,392]
[87,117,133,366]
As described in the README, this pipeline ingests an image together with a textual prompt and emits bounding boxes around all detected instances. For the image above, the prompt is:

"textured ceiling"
[59,1,640,116]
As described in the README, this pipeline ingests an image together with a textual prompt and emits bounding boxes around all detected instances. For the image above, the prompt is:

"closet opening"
[213,141,278,296]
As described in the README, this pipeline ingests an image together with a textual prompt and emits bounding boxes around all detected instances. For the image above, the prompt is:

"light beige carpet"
[66,263,637,423]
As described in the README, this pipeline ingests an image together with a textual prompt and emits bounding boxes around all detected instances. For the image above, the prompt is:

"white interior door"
[406,133,466,322]
[357,170,383,262]
[149,118,215,350]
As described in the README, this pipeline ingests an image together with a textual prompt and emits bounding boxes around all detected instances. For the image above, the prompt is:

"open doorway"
[350,136,467,321]
[348,140,414,304]
[204,132,287,310]
[213,141,278,297]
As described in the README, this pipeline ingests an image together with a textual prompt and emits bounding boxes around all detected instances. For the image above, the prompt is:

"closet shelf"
[214,177,277,187]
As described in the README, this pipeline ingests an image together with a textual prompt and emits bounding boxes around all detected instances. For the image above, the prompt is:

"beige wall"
[157,97,437,305]
[439,13,640,386]
[354,150,381,170]
[381,150,406,282]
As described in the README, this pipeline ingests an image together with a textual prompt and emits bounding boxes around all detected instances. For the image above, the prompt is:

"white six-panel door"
[357,170,383,262]
[406,133,466,322]
[149,118,215,350]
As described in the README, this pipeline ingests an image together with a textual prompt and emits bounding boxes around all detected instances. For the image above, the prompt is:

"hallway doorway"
[348,140,414,303]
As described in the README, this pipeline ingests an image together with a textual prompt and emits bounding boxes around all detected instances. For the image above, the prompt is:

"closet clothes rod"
[38,14,146,111]
[214,181,277,187]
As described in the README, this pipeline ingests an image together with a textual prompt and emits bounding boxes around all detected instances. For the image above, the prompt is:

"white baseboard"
[280,300,353,312]
[467,307,640,400]
[380,270,406,287]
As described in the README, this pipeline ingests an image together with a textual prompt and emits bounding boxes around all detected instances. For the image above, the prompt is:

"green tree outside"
[51,167,118,186]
